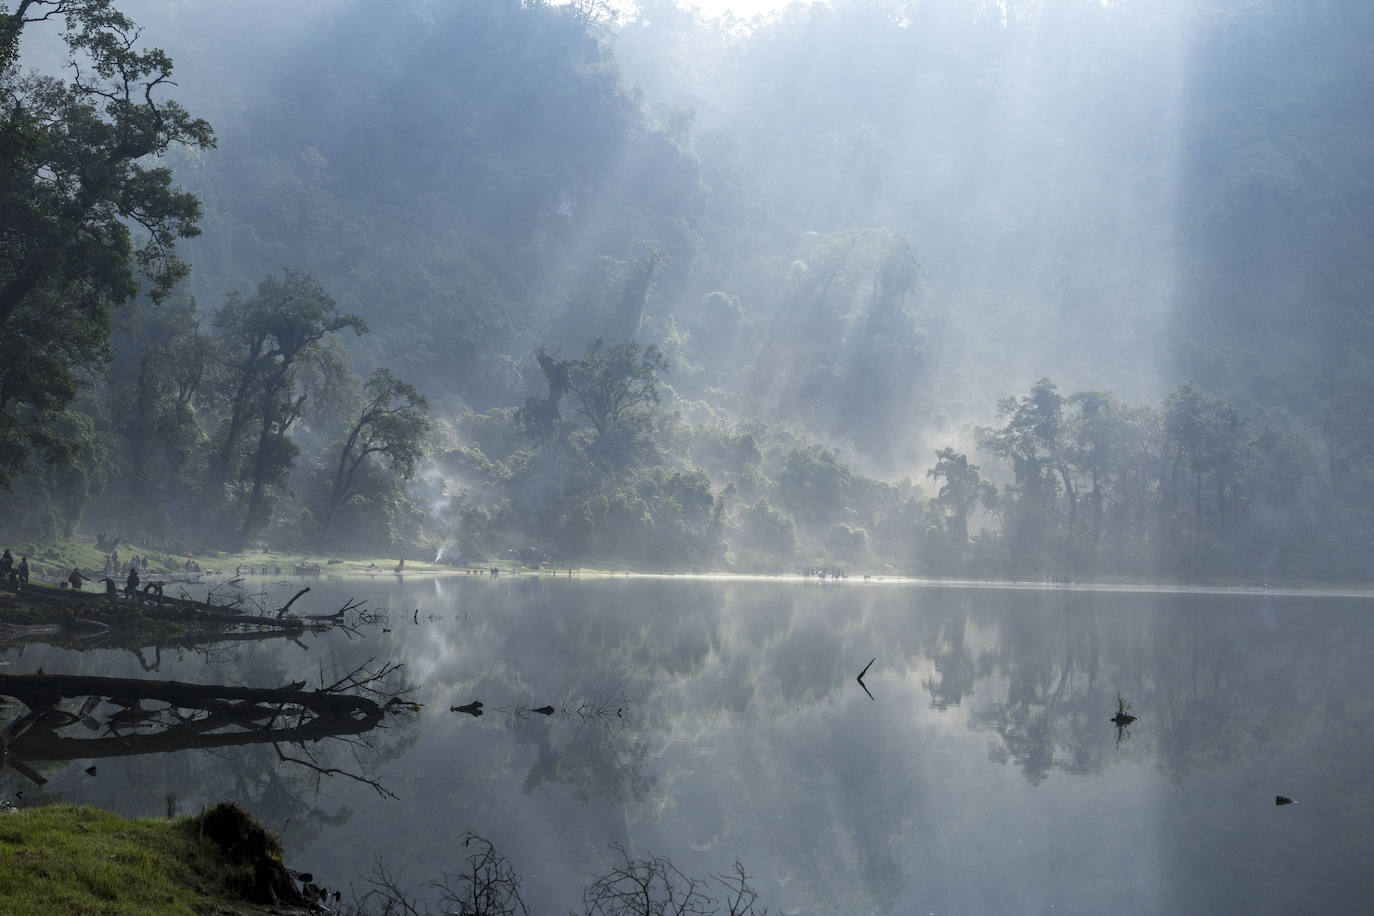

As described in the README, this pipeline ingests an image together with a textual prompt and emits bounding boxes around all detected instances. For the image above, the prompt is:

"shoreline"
[12,535,1374,598]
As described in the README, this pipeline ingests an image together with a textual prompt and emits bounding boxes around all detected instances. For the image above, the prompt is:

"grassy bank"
[3,537,467,586]
[4,536,639,588]
[0,803,313,915]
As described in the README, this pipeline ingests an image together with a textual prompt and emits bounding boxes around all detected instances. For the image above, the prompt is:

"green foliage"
[1,406,107,542]
[925,447,995,571]
[522,338,670,472]
[737,499,798,565]
[11,0,1374,583]
[89,291,210,541]
[740,228,931,469]
[567,339,668,440]
[206,268,366,546]
[981,378,1068,509]
[176,0,681,411]
[320,368,431,541]
[956,376,1362,581]
[554,242,672,343]
[774,443,854,528]
[0,1,213,488]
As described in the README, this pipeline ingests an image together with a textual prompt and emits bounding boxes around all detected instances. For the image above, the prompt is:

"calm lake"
[4,575,1373,914]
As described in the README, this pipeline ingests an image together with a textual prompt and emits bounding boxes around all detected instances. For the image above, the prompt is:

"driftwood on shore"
[0,579,361,644]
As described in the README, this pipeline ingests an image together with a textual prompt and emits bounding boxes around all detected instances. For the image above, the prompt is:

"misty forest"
[5,0,1374,580]
[11,2,1374,914]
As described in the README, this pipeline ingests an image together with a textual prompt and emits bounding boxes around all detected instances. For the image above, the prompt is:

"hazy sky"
[601,0,812,22]
[686,0,803,17]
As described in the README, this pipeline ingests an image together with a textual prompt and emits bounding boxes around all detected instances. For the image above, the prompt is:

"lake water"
[3,575,1372,914]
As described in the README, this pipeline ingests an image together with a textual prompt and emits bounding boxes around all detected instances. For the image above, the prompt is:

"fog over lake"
[8,2,1374,911]
[4,575,1370,914]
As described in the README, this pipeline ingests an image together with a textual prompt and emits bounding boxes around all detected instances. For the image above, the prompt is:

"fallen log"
[185,610,311,630]
[4,707,383,762]
[0,672,382,721]
[4,579,356,637]
[0,618,110,642]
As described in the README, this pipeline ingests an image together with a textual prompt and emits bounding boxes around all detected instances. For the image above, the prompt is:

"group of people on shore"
[0,549,29,589]
[100,551,150,578]
[0,546,154,597]
[66,563,140,596]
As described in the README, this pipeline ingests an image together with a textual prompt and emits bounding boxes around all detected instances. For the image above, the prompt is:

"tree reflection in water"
[4,578,1373,913]
[0,628,420,853]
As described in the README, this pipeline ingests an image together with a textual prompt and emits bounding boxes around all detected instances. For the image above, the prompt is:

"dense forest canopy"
[4,0,1374,581]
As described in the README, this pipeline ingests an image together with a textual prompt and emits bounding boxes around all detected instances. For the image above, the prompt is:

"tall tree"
[0,0,213,487]
[927,447,995,553]
[320,368,430,539]
[565,339,667,438]
[1065,391,1125,549]
[613,242,669,339]
[104,291,209,536]
[536,338,669,471]
[982,378,1069,512]
[209,269,365,546]
[1162,383,1247,567]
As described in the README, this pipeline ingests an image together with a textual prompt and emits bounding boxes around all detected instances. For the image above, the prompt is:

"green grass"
[9,536,471,584]
[0,804,282,915]
[18,534,658,583]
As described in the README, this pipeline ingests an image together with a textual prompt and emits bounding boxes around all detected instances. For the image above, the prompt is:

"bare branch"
[272,741,399,800]
[429,832,530,916]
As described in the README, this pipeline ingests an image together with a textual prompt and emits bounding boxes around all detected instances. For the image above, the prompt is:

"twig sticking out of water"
[857,658,876,701]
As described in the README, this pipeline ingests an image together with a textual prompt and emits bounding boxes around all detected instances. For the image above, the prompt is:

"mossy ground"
[0,803,294,915]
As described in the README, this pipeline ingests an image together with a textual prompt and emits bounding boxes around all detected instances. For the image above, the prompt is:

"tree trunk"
[237,411,277,547]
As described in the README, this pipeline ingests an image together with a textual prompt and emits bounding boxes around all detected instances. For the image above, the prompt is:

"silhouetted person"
[16,556,28,585]
[0,549,11,579]
[125,566,140,596]
[68,568,84,590]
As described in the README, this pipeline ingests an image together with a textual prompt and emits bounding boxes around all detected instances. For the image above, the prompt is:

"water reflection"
[2,577,1372,913]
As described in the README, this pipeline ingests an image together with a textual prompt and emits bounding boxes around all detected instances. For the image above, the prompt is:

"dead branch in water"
[272,740,399,800]
[276,586,311,619]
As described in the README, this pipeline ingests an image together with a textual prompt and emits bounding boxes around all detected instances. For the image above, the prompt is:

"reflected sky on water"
[3,576,1371,914]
